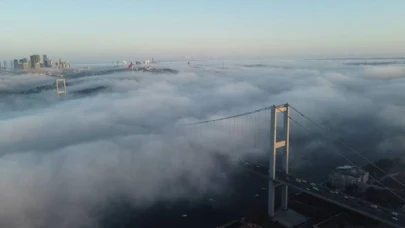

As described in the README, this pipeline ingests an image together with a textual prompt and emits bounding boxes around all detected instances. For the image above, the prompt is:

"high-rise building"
[0,62,2,69]
[4,61,7,68]
[44,55,52,68]
[43,54,49,67]
[23,62,29,70]
[14,59,20,69]
[30,55,40,69]
[16,58,29,70]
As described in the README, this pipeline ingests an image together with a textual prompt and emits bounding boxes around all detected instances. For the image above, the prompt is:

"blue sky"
[1,0,404,62]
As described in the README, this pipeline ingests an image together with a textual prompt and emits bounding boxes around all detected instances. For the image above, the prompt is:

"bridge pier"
[268,104,290,217]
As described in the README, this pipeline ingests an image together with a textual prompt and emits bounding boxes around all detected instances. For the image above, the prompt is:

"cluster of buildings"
[135,58,156,65]
[0,60,11,69]
[14,54,51,70]
[1,54,71,71]
[328,165,369,191]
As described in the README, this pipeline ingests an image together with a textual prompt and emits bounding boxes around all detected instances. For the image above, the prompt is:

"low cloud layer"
[363,65,405,80]
[1,59,405,227]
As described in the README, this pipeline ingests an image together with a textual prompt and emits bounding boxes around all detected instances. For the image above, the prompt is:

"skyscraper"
[3,61,7,68]
[30,55,40,69]
[19,58,29,70]
[14,59,19,69]
[43,54,48,67]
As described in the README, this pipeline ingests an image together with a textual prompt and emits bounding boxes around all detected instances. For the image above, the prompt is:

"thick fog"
[1,59,405,227]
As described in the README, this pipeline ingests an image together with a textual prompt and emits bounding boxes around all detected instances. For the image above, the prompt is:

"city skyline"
[1,0,405,62]
[1,53,71,71]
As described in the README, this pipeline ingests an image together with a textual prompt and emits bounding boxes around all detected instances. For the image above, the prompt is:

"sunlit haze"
[1,1,405,227]
[1,0,405,62]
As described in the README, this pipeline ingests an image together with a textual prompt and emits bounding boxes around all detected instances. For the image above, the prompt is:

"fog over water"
[1,59,405,227]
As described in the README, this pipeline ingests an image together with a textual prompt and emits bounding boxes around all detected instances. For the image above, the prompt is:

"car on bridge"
[238,159,405,228]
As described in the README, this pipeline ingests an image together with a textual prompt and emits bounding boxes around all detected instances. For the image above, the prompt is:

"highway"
[239,160,405,228]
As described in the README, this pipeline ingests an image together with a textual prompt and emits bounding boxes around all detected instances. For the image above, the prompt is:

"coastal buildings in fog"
[6,54,71,71]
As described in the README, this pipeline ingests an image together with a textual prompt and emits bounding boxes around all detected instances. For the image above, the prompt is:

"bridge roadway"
[239,160,405,228]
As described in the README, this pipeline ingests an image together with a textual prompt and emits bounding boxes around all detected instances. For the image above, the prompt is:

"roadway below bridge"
[239,160,405,228]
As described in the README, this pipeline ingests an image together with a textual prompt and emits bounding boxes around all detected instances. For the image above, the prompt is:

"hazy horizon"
[1,0,405,62]
[2,1,405,227]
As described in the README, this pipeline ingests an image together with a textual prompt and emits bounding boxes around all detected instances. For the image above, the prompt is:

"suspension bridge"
[166,103,405,228]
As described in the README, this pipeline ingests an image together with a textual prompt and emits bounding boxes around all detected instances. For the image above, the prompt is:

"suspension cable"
[275,106,405,204]
[288,104,405,190]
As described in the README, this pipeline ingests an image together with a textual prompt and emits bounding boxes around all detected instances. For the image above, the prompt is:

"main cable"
[289,104,405,190]
[175,105,273,126]
[276,106,405,204]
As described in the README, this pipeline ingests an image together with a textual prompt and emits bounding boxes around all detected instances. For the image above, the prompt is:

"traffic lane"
[278,177,405,225]
[275,171,404,218]
[351,195,404,220]
[240,163,405,226]
[281,179,404,226]
[281,178,401,215]
[241,163,320,191]
[377,206,404,220]
[239,161,404,224]
[309,181,404,221]
[329,191,402,223]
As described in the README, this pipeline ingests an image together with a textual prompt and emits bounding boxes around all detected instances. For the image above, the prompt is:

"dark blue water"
[97,167,273,228]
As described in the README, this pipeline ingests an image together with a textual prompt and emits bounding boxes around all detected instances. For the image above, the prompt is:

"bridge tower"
[56,77,66,95]
[268,103,290,217]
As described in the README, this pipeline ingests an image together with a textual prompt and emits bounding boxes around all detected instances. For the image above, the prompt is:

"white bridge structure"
[175,103,405,228]
[56,77,66,95]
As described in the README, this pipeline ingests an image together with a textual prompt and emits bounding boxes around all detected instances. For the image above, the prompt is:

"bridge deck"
[239,160,405,228]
